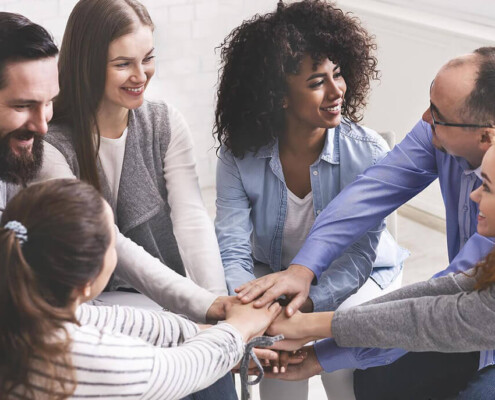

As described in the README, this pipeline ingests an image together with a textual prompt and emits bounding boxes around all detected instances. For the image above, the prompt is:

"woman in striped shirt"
[0,179,282,399]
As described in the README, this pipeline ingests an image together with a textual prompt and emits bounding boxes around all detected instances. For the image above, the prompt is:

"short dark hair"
[464,47,495,124]
[0,12,58,89]
[214,0,378,158]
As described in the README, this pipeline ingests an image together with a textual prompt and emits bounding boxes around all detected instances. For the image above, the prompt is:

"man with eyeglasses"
[237,47,495,398]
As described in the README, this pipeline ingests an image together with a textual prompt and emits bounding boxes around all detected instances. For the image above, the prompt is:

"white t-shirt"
[281,189,316,269]
[98,128,128,206]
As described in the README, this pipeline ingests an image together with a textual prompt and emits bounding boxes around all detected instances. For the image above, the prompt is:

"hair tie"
[4,220,28,245]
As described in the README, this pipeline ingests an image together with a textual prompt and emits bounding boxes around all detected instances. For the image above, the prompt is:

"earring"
[283,103,288,109]
[83,285,91,298]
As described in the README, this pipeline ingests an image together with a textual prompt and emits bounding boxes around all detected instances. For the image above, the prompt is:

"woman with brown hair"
[36,1,244,397]
[0,179,282,399]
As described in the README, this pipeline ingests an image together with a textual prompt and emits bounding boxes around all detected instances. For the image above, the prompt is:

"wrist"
[305,312,333,339]
[288,264,315,283]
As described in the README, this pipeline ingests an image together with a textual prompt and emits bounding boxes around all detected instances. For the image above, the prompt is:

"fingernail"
[287,307,293,316]
[273,366,278,373]
[281,366,286,373]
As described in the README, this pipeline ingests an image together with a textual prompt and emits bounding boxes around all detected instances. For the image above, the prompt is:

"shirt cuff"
[314,338,359,373]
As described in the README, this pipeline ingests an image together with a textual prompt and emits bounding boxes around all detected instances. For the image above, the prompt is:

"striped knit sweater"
[11,303,244,399]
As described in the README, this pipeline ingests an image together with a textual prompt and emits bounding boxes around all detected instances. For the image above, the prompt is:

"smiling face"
[284,54,347,134]
[0,57,59,183]
[470,146,495,237]
[99,24,155,114]
[422,55,490,168]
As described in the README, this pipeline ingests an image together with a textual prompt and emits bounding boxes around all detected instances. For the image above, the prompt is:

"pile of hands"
[206,266,329,381]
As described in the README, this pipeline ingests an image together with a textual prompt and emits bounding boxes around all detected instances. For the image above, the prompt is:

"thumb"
[286,294,307,317]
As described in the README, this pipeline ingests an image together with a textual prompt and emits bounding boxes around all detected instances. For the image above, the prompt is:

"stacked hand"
[210,265,333,381]
[235,264,315,316]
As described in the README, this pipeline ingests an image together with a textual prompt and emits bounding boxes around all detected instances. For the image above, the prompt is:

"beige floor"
[202,188,450,399]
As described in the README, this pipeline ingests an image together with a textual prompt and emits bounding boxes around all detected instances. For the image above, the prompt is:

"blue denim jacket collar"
[255,126,340,169]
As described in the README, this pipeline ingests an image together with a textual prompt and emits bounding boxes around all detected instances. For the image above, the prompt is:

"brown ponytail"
[0,179,111,399]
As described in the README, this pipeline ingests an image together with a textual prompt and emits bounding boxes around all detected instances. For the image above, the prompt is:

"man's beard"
[0,130,44,185]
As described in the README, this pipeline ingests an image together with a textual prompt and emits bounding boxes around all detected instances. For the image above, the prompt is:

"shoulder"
[46,121,75,147]
[339,119,388,151]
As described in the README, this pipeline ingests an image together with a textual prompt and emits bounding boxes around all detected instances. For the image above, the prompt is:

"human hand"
[225,300,282,342]
[269,350,307,374]
[232,348,279,374]
[235,264,315,316]
[266,309,333,341]
[265,345,323,380]
[205,296,240,323]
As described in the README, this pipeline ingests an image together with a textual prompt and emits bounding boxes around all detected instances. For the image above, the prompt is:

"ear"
[282,96,288,110]
[74,283,92,301]
[480,128,495,148]
[83,284,91,298]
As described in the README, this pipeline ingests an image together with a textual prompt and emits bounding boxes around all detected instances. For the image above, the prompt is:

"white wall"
[2,0,495,218]
[0,0,280,189]
[337,0,495,219]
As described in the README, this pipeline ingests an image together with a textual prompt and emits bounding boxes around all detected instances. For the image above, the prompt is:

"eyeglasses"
[430,104,494,130]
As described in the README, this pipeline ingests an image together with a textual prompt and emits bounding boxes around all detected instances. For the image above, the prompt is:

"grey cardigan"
[333,269,495,352]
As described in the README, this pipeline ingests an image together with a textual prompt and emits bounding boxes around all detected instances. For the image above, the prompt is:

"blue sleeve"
[314,338,407,373]
[215,147,256,294]
[293,120,438,280]
[434,233,495,278]
[308,217,384,311]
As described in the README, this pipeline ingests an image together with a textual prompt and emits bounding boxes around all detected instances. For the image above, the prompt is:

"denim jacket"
[215,120,408,311]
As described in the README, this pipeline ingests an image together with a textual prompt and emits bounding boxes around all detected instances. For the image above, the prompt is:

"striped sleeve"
[142,323,244,400]
[67,321,243,399]
[76,303,200,346]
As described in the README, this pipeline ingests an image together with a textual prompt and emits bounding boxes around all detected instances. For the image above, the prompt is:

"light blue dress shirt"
[215,120,408,312]
[306,119,495,372]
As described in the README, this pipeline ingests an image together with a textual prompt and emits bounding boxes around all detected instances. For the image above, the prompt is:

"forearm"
[115,228,216,322]
[332,285,495,352]
[148,323,244,399]
[77,303,200,345]
[309,222,382,311]
[360,271,476,307]
[293,122,438,279]
[314,339,408,373]
[164,107,227,296]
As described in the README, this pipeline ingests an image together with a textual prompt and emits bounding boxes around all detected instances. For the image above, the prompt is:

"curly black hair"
[214,0,378,158]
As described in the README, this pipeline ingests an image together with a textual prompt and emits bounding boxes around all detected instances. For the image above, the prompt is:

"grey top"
[45,101,185,278]
[333,269,495,352]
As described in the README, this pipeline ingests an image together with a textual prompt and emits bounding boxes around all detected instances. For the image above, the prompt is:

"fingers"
[279,350,289,373]
[253,287,286,308]
[253,348,279,363]
[287,350,307,365]
[286,292,307,317]
[267,301,283,320]
[236,277,277,304]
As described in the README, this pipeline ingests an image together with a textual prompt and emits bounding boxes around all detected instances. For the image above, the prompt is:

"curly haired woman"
[214,1,408,398]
